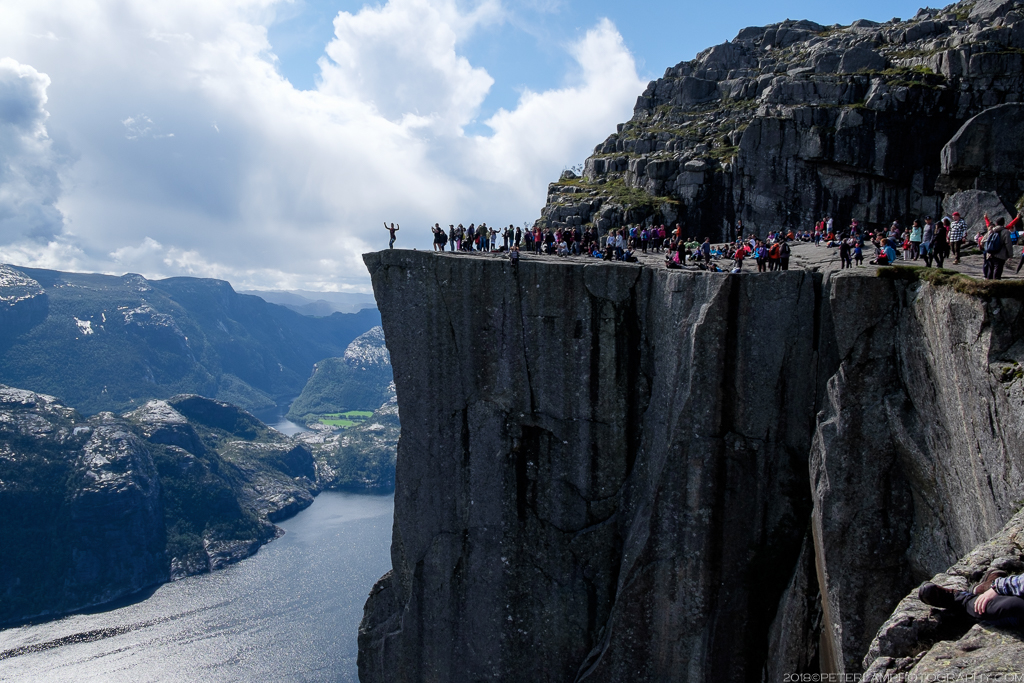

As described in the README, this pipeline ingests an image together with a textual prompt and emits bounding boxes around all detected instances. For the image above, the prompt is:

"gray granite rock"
[971,0,1019,22]
[839,46,888,74]
[864,508,1024,679]
[943,190,1015,228]
[539,1,1024,238]
[812,271,1024,672]
[361,251,1024,680]
[939,103,1024,206]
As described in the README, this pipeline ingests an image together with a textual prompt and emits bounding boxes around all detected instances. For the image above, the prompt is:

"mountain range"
[0,265,380,415]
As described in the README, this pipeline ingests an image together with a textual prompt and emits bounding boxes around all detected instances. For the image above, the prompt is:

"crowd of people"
[813,211,1021,279]
[390,208,1023,281]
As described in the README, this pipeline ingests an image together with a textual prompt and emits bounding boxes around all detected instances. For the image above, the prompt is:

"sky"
[0,0,928,292]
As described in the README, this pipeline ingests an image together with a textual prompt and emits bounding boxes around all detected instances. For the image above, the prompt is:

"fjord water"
[0,492,394,682]
[252,400,310,437]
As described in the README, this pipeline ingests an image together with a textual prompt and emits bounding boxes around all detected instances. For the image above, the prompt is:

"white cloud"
[0,0,641,290]
[122,115,174,140]
[320,0,501,133]
[0,57,67,243]
[467,18,644,204]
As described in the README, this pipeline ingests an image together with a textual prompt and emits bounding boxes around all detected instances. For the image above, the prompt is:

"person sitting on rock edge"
[919,569,1024,628]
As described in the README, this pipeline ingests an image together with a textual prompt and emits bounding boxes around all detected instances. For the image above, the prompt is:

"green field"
[316,410,375,428]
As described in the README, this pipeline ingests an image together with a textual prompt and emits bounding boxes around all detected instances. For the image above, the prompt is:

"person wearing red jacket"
[733,243,749,270]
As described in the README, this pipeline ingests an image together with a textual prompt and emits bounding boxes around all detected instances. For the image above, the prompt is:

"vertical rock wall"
[360,251,1024,680]
[812,273,1024,672]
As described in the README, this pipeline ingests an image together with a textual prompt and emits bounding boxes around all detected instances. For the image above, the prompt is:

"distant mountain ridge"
[0,265,381,415]
[240,289,377,316]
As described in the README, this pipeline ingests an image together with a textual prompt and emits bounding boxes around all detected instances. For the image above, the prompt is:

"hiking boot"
[919,583,958,609]
[974,569,1007,595]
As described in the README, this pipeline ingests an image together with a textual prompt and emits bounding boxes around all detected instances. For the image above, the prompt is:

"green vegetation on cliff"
[287,326,393,424]
[304,396,399,492]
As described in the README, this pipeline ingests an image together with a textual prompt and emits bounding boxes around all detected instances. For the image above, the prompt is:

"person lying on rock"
[919,570,1024,628]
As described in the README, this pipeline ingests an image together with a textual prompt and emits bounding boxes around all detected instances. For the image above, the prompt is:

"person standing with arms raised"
[384,222,400,249]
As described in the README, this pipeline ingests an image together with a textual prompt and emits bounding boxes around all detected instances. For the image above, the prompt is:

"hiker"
[870,238,897,266]
[509,245,520,274]
[733,242,748,270]
[909,220,923,260]
[779,239,791,270]
[700,238,712,264]
[839,239,852,269]
[431,223,444,251]
[768,240,781,271]
[919,570,1024,628]
[949,212,967,264]
[982,214,1015,280]
[754,240,768,272]
[934,218,949,268]
[384,222,400,249]
[920,217,935,267]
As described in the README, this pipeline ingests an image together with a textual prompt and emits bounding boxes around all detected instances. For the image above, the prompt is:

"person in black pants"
[919,570,1024,628]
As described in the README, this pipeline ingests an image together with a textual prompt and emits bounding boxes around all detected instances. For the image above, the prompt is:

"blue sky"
[0,0,930,290]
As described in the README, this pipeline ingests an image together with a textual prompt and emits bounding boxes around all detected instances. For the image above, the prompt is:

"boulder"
[838,46,887,74]
[942,190,1014,227]
[970,0,1019,23]
[864,507,1024,679]
[941,103,1024,179]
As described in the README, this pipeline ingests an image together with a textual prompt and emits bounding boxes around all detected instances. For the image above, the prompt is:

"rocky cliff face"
[0,388,317,625]
[539,0,1024,238]
[360,250,1024,680]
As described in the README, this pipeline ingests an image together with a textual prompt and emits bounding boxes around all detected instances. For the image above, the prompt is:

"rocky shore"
[0,388,317,626]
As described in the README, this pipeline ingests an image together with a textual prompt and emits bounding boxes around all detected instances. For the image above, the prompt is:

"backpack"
[984,230,1004,255]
